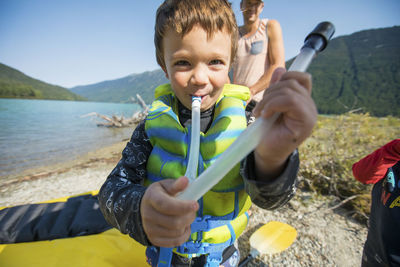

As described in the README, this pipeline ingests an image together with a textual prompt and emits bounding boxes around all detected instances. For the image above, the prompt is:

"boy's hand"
[140,177,199,247]
[253,68,317,178]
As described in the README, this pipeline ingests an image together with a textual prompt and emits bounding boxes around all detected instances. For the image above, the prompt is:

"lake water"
[0,99,139,178]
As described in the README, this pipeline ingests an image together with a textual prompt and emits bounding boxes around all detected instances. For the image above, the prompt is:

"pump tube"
[185,96,201,182]
[178,22,335,201]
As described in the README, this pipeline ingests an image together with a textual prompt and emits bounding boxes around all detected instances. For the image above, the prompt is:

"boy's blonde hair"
[155,0,238,70]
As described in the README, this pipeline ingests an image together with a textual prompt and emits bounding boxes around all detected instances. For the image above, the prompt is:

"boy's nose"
[191,65,208,85]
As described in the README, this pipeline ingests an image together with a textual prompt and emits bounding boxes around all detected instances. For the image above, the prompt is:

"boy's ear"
[161,66,169,79]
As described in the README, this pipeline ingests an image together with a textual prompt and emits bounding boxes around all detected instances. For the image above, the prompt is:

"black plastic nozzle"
[303,21,335,53]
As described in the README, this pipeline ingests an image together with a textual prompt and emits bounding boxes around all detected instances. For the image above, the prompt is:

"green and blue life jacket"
[144,84,252,265]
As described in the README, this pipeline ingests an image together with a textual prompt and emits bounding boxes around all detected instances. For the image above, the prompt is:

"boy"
[352,139,400,266]
[98,0,317,266]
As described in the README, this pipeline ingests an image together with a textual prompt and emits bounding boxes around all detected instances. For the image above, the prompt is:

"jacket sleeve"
[98,120,152,246]
[241,149,299,209]
[352,139,400,184]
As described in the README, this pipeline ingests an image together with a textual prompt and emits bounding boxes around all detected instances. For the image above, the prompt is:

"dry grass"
[298,113,400,223]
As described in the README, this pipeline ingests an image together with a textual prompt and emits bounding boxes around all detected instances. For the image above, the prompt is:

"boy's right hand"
[140,177,199,247]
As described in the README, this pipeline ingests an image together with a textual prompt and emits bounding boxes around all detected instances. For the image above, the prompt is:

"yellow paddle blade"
[249,221,297,255]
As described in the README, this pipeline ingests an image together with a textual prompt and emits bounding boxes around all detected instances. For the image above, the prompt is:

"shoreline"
[0,138,368,266]
[0,140,128,206]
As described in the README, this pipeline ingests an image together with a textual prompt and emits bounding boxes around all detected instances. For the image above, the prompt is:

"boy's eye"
[209,59,224,65]
[174,60,190,66]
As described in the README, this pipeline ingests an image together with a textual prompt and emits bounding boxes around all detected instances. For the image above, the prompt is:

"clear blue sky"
[0,0,399,88]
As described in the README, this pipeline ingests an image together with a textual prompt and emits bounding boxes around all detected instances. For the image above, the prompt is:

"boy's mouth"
[191,95,205,100]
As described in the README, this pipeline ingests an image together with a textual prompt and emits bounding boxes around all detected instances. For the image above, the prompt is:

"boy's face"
[162,25,231,111]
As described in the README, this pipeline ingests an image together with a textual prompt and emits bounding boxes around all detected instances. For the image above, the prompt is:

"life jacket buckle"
[191,215,231,234]
[191,215,212,233]
[176,241,210,255]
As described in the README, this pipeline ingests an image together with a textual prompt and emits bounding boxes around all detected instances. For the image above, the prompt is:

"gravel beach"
[0,141,126,206]
[0,140,368,266]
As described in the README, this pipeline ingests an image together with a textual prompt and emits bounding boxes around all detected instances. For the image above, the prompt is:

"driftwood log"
[81,94,149,127]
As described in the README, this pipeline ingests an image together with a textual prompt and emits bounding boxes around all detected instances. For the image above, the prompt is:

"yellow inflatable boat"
[0,191,148,266]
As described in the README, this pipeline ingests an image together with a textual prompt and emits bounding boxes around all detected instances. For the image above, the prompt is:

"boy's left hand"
[253,68,317,177]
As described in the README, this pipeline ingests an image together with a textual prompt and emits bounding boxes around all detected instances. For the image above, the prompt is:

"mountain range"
[70,70,168,104]
[306,26,400,116]
[70,25,400,117]
[0,63,85,101]
[1,26,399,116]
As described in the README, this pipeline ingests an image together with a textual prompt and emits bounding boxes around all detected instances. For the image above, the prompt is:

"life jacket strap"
[156,211,248,266]
[175,238,232,255]
[190,215,232,234]
[157,247,173,267]
[205,251,223,267]
[154,246,224,267]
